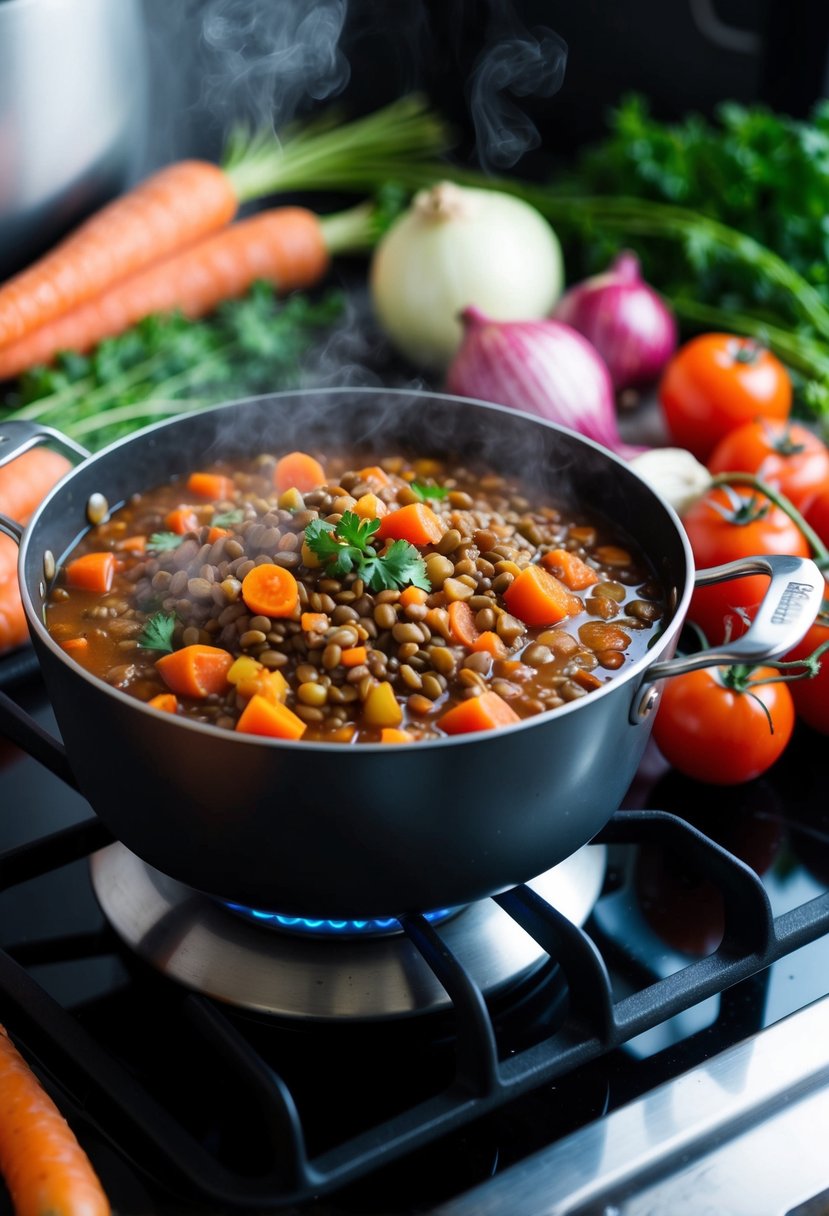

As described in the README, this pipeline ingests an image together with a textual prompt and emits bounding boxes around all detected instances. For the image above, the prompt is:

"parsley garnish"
[411,481,450,502]
[147,531,182,553]
[304,511,430,592]
[137,611,177,653]
[212,508,244,527]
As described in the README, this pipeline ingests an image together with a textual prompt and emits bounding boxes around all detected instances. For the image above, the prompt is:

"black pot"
[0,390,822,918]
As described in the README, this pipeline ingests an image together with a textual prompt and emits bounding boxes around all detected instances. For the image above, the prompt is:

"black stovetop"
[1,653,828,1216]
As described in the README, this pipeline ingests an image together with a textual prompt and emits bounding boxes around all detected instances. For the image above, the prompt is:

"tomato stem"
[709,471,829,565]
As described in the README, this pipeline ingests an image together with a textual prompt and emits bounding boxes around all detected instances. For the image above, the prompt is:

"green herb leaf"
[303,513,431,591]
[411,481,450,501]
[146,531,183,553]
[211,508,244,527]
[137,611,177,653]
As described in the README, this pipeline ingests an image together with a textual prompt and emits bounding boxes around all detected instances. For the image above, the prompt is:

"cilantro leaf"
[137,611,177,653]
[411,481,450,501]
[379,540,430,591]
[303,512,431,591]
[212,508,244,527]
[146,531,183,553]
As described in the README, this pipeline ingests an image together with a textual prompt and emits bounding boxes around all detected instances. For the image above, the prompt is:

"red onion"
[445,306,642,458]
[552,251,677,393]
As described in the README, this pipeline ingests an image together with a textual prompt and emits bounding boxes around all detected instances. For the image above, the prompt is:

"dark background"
[137,0,829,178]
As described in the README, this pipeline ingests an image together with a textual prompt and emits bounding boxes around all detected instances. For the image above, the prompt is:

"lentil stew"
[45,448,667,743]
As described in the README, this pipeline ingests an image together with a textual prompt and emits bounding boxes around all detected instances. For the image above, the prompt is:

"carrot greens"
[0,284,346,450]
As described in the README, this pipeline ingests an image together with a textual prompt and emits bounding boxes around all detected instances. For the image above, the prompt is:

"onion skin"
[552,251,677,393]
[445,306,642,458]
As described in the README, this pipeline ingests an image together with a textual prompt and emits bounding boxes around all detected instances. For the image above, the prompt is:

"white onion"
[445,306,642,458]
[369,181,563,372]
[552,251,677,393]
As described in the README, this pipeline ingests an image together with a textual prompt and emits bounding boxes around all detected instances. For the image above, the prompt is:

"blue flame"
[223,902,458,937]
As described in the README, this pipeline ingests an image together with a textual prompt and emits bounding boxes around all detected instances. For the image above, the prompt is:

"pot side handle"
[0,421,89,787]
[0,418,90,471]
[630,553,824,722]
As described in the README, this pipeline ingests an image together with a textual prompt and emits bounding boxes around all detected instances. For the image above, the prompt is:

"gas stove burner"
[89,843,606,1020]
[222,901,460,938]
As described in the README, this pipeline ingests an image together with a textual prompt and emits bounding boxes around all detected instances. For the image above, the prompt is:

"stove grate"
[1,807,828,1210]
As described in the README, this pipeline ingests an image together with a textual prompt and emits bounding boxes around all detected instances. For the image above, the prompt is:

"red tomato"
[652,666,795,785]
[803,482,829,548]
[782,585,829,734]
[707,420,829,510]
[659,333,792,461]
[682,484,809,645]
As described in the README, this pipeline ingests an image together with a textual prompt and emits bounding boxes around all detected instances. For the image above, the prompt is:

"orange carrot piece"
[164,506,200,535]
[147,692,178,713]
[0,448,73,522]
[186,472,235,500]
[376,502,444,546]
[301,612,328,633]
[437,690,521,736]
[60,637,89,653]
[236,693,306,740]
[572,668,604,692]
[448,600,480,648]
[241,564,299,618]
[471,630,508,658]
[206,526,229,544]
[399,585,428,609]
[274,450,326,495]
[155,644,233,697]
[357,465,391,485]
[541,548,599,590]
[64,551,117,593]
[503,565,583,627]
[340,646,367,667]
[0,159,237,350]
[353,493,388,520]
[0,1023,111,1216]
[116,534,147,553]
[380,728,414,743]
[0,207,329,378]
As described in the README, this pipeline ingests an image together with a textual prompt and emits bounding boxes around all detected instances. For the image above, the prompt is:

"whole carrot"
[0,1024,110,1216]
[0,206,362,379]
[0,161,237,350]
[0,95,449,354]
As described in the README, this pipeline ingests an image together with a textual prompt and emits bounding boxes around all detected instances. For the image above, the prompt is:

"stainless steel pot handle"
[632,553,824,723]
[0,418,90,471]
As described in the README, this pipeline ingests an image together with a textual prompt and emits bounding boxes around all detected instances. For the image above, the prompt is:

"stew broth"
[45,449,667,743]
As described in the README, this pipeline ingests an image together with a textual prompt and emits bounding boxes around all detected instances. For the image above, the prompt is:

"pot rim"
[17,386,695,749]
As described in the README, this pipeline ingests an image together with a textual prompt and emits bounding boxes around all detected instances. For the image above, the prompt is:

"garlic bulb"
[628,447,713,515]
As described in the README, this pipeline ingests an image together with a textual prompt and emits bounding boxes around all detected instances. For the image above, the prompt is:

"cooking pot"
[0,0,148,279]
[0,391,822,918]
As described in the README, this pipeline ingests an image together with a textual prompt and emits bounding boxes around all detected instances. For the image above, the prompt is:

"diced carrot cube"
[503,565,583,627]
[375,503,444,546]
[207,526,229,544]
[64,551,117,592]
[353,493,388,519]
[301,612,328,633]
[147,693,178,713]
[380,728,414,743]
[357,465,391,486]
[340,646,367,667]
[471,631,507,658]
[437,690,521,735]
[155,644,234,697]
[236,693,306,740]
[164,506,200,535]
[541,548,599,590]
[399,585,428,608]
[186,472,235,500]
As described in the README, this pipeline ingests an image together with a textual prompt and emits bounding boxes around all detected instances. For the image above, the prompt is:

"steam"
[199,0,351,132]
[468,13,567,171]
